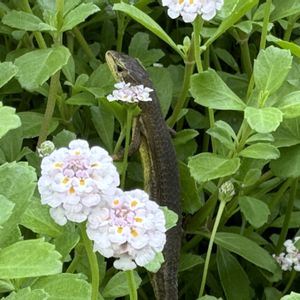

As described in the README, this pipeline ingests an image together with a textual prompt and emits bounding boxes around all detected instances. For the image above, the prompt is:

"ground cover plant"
[1,0,300,299]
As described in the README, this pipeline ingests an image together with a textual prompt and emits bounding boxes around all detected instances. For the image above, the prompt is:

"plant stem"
[72,27,95,60]
[121,107,134,189]
[276,178,298,254]
[282,270,296,295]
[127,270,138,300]
[80,223,100,300]
[193,16,203,73]
[167,43,195,128]
[260,0,272,50]
[116,13,126,52]
[37,70,61,146]
[240,36,252,79]
[198,199,226,297]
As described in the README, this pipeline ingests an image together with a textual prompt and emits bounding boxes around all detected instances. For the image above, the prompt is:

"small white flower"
[107,82,153,103]
[162,0,224,23]
[273,237,300,272]
[86,189,166,270]
[38,139,120,225]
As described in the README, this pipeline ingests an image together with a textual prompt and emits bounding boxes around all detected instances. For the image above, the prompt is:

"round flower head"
[86,189,166,270]
[162,0,224,23]
[38,139,120,225]
[107,81,153,103]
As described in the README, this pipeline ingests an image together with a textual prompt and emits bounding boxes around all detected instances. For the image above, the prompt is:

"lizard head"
[105,50,149,85]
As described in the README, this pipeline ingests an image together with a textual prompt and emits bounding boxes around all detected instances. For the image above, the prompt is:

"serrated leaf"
[190,69,246,111]
[245,107,283,133]
[102,271,141,298]
[18,112,59,138]
[0,195,14,226]
[239,196,270,228]
[161,206,178,230]
[32,273,91,300]
[15,46,71,90]
[188,153,240,183]
[61,3,100,32]
[238,143,280,160]
[253,46,292,94]
[144,252,164,273]
[0,103,21,139]
[113,3,181,57]
[128,32,164,66]
[270,145,300,178]
[0,62,18,88]
[281,292,300,300]
[217,247,251,300]
[2,10,56,32]
[214,232,278,273]
[0,239,62,278]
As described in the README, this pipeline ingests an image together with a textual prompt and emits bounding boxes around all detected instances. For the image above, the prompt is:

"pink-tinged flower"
[107,81,153,103]
[162,0,224,23]
[38,140,120,225]
[273,237,300,272]
[86,189,166,270]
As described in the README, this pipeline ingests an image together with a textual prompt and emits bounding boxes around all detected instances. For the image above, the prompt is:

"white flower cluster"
[162,0,224,23]
[107,82,153,103]
[38,139,168,270]
[38,140,120,225]
[87,189,166,270]
[273,237,300,271]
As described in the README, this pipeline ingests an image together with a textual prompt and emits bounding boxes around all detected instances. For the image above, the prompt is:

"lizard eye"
[116,65,124,73]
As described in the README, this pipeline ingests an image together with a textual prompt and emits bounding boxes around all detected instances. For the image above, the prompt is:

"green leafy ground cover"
[1,0,300,299]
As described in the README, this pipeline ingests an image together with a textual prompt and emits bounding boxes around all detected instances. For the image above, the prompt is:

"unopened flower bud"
[37,140,55,157]
[219,181,235,202]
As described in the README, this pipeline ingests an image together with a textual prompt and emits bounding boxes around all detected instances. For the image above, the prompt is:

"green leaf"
[268,36,300,59]
[102,271,142,298]
[2,10,56,32]
[32,273,91,300]
[179,253,204,272]
[66,92,97,106]
[15,46,71,90]
[144,252,164,273]
[61,3,100,32]
[0,162,36,247]
[214,232,278,273]
[113,3,182,57]
[0,62,18,88]
[0,103,21,139]
[128,32,164,66]
[270,212,300,228]
[90,104,114,153]
[204,0,259,49]
[20,197,63,238]
[18,112,59,138]
[217,247,251,300]
[277,91,300,118]
[161,206,178,230]
[188,153,240,183]
[270,145,300,178]
[173,129,199,146]
[179,161,202,214]
[238,143,280,160]
[281,292,300,300]
[246,133,274,144]
[190,69,246,111]
[0,239,62,278]
[253,46,292,94]
[53,130,76,148]
[271,0,300,20]
[245,107,283,133]
[273,119,300,147]
[207,120,236,150]
[243,168,262,187]
[239,196,270,228]
[0,195,14,226]
[5,287,48,300]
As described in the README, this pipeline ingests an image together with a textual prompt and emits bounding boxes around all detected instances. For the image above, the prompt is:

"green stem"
[66,244,84,273]
[276,178,298,254]
[113,127,126,155]
[80,223,100,300]
[167,43,195,128]
[127,270,138,300]
[22,0,47,49]
[240,37,252,79]
[72,27,95,60]
[282,270,297,295]
[260,0,272,50]
[121,107,134,189]
[198,199,227,297]
[37,70,61,146]
[193,16,204,73]
[116,13,126,52]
